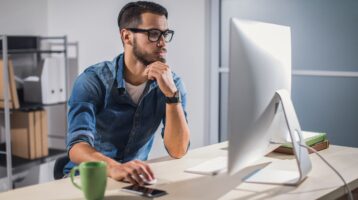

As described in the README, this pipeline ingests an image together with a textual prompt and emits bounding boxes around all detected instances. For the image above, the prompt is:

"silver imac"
[228,18,312,185]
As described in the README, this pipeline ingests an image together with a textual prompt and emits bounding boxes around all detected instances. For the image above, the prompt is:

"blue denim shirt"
[64,53,187,174]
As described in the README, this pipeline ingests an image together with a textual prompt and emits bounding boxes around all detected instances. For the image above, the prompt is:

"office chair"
[53,155,70,180]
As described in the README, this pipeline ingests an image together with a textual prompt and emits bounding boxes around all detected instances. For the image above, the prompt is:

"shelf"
[0,102,66,113]
[17,102,67,111]
[1,35,70,190]
[0,143,66,176]
[1,49,66,54]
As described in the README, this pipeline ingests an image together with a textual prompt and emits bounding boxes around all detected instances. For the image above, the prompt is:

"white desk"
[0,142,357,200]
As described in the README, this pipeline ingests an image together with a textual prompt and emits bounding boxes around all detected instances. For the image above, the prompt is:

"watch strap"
[166,91,181,104]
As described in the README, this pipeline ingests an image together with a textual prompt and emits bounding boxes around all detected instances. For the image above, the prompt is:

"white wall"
[0,0,48,143]
[47,0,123,69]
[0,0,48,35]
[47,0,208,157]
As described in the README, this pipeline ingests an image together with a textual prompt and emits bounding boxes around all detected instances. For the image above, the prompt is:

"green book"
[281,131,327,148]
[274,139,329,155]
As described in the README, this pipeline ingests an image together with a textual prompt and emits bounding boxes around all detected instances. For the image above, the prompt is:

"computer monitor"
[227,18,312,185]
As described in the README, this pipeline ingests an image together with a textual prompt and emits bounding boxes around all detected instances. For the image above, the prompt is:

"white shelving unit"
[0,35,70,191]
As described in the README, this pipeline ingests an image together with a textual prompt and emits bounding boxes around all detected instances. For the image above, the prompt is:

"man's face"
[132,12,168,65]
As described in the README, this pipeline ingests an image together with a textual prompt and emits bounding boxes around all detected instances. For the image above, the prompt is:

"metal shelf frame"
[0,35,68,191]
[0,35,13,191]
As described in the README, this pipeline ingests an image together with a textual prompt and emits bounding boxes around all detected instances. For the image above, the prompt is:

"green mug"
[70,161,107,200]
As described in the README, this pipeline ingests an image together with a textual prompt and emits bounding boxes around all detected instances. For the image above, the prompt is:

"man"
[64,1,190,186]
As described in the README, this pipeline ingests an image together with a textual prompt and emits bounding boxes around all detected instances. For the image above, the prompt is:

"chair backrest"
[53,155,70,180]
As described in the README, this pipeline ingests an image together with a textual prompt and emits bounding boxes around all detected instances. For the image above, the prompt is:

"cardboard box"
[0,59,20,109]
[11,110,48,159]
[11,111,35,159]
[34,111,42,158]
[40,110,49,156]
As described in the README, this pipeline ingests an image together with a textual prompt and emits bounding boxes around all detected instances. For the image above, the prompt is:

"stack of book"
[274,131,329,155]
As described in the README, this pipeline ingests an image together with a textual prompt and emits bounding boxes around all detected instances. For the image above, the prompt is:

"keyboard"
[184,156,227,175]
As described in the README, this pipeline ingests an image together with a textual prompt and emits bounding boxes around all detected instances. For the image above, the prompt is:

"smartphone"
[121,184,168,198]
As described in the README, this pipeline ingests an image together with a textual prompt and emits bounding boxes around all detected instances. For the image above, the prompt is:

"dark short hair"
[117,1,168,30]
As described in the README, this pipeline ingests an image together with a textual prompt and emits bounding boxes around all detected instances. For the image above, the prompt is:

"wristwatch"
[166,90,181,104]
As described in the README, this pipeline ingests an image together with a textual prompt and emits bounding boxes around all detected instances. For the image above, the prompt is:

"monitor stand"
[244,89,312,186]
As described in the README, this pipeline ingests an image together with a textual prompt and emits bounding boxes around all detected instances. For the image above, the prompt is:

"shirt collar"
[113,53,159,93]
[115,54,125,89]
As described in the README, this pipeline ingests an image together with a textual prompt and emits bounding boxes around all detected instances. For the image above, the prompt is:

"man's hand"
[108,160,155,186]
[69,143,155,185]
[145,61,177,97]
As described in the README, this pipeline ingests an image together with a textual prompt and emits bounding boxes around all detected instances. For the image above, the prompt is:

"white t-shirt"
[125,81,148,104]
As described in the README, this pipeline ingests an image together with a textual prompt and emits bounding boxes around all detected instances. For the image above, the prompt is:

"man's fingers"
[148,69,162,80]
[134,161,154,181]
[144,67,150,75]
[110,161,156,185]
[147,61,169,70]
[147,71,157,80]
[145,66,166,78]
[131,169,145,186]
[147,72,155,80]
[125,165,143,185]
[147,68,161,80]
[125,173,138,185]
[141,164,155,180]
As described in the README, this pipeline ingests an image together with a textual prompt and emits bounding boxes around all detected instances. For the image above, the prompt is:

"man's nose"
[156,35,166,47]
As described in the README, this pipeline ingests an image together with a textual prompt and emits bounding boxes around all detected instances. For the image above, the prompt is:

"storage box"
[11,110,48,159]
[0,59,20,109]
[23,57,66,104]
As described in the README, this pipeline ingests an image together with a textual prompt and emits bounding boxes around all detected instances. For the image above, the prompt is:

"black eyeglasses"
[127,28,174,43]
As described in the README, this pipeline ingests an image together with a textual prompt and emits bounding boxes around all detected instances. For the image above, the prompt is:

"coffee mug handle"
[70,166,81,190]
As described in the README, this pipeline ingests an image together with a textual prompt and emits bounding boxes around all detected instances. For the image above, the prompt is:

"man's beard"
[133,37,166,66]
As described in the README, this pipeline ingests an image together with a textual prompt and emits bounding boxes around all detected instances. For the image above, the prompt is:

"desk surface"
[0,142,357,200]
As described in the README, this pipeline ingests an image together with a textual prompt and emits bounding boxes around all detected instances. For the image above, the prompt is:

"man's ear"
[120,29,133,46]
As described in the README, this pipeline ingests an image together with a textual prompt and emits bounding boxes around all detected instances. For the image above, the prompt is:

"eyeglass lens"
[148,30,173,42]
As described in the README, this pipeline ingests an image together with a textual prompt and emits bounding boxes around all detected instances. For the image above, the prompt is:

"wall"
[220,0,358,147]
[0,0,48,35]
[0,0,48,144]
[47,0,208,157]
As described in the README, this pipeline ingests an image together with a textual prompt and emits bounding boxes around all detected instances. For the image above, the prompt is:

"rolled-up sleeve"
[160,75,190,154]
[66,70,104,153]
[161,75,189,137]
